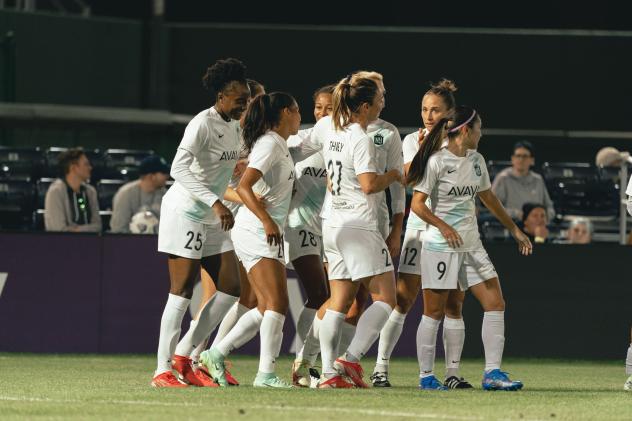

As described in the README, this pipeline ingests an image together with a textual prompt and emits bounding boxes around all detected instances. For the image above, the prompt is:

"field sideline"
[0,354,630,420]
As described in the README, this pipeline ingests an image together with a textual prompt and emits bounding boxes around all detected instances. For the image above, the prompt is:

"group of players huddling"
[150,58,632,392]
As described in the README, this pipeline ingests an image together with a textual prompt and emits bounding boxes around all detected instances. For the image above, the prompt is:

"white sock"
[320,309,345,377]
[174,291,238,357]
[443,317,465,378]
[346,301,392,363]
[297,314,321,364]
[155,294,190,376]
[626,345,632,375]
[215,308,263,357]
[375,310,406,373]
[418,315,441,378]
[482,311,505,372]
[211,302,250,349]
[296,307,317,346]
[190,331,209,364]
[337,321,357,357]
[259,310,285,374]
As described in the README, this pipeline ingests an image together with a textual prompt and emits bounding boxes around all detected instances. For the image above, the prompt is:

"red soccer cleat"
[334,358,368,388]
[172,354,216,387]
[224,360,240,386]
[151,371,188,388]
[317,375,354,389]
[193,367,219,388]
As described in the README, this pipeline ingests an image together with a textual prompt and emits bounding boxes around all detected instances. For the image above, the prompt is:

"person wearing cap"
[109,155,170,233]
[44,148,102,233]
[491,141,555,221]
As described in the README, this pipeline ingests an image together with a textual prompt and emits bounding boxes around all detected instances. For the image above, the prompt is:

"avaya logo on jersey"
[447,185,480,198]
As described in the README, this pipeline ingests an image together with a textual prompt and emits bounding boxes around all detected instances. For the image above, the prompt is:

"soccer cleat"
[370,371,391,387]
[419,375,448,390]
[317,374,354,389]
[199,348,228,387]
[253,372,293,389]
[309,368,321,388]
[624,375,632,391]
[292,359,312,387]
[334,357,368,388]
[444,376,474,389]
[223,360,240,386]
[172,355,217,387]
[150,371,188,388]
[482,369,523,391]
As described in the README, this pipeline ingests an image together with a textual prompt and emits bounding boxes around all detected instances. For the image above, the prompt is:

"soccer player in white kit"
[408,105,532,391]
[313,75,402,388]
[625,175,632,391]
[372,79,473,389]
[288,85,334,387]
[187,79,265,386]
[151,58,251,388]
[200,92,301,388]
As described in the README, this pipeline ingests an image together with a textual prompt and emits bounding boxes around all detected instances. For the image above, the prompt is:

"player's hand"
[212,201,234,231]
[438,223,463,249]
[417,128,426,146]
[512,228,533,256]
[263,218,282,246]
[385,230,401,260]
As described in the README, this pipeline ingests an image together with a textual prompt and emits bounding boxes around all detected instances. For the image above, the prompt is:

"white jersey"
[162,107,241,224]
[414,148,491,252]
[402,130,427,231]
[312,116,380,231]
[366,118,405,231]
[234,131,295,234]
[287,127,327,235]
[222,136,249,215]
[627,174,632,196]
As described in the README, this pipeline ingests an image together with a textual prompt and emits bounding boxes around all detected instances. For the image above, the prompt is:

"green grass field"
[0,354,630,420]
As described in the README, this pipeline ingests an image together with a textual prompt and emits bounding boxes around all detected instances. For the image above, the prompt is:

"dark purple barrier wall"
[0,233,630,359]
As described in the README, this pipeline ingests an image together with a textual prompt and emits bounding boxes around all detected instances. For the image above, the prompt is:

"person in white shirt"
[409,105,532,391]
[188,79,266,386]
[288,85,335,387]
[313,75,402,389]
[150,58,251,388]
[201,92,301,388]
[372,79,474,389]
[625,176,632,391]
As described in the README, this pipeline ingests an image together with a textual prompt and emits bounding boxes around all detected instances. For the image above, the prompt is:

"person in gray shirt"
[491,141,555,221]
[110,155,170,233]
[44,148,102,232]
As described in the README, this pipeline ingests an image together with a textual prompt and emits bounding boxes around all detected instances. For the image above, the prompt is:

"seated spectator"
[566,217,593,244]
[491,141,555,221]
[521,203,549,243]
[110,155,170,233]
[44,148,101,232]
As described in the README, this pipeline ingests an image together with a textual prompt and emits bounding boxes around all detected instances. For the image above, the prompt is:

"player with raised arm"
[201,92,301,388]
[312,75,401,388]
[408,105,532,391]
[151,58,250,388]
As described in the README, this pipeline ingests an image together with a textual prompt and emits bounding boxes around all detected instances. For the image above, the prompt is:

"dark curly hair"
[201,58,247,97]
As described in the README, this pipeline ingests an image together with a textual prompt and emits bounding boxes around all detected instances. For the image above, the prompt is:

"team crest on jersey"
[373,133,384,145]
[474,163,482,177]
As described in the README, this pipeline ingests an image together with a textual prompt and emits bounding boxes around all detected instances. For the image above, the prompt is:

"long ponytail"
[242,92,295,152]
[331,75,378,131]
[406,118,449,186]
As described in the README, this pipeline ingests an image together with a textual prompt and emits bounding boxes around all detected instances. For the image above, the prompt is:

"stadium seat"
[0,177,36,230]
[100,210,112,233]
[101,149,154,180]
[486,160,512,181]
[32,209,45,231]
[96,179,127,210]
[0,146,45,179]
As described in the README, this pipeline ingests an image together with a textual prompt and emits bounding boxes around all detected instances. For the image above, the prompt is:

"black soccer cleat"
[370,371,392,387]
[444,376,474,389]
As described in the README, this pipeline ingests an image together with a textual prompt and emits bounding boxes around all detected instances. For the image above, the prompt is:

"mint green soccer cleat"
[199,348,228,387]
[253,372,293,389]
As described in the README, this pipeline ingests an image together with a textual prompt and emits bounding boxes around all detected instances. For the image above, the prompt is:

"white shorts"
[398,228,425,276]
[158,205,233,259]
[323,225,393,281]
[420,246,498,291]
[231,225,285,273]
[284,226,322,267]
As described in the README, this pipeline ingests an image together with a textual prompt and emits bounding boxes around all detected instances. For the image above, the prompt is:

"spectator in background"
[110,155,170,233]
[44,148,101,232]
[521,203,549,243]
[566,217,592,244]
[491,141,555,221]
